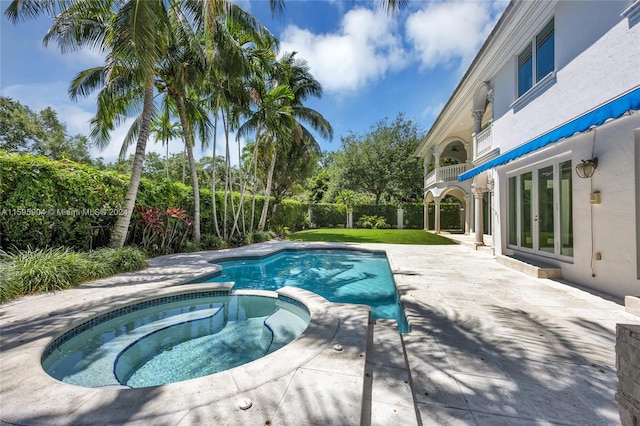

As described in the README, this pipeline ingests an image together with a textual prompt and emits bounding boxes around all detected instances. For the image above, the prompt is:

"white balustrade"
[474,126,492,157]
[436,163,468,183]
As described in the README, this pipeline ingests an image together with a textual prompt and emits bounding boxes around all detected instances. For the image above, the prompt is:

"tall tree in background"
[0,97,92,164]
[149,101,182,179]
[336,113,423,204]
[248,52,333,231]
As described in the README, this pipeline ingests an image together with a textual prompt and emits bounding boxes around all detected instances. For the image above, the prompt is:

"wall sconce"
[575,158,598,178]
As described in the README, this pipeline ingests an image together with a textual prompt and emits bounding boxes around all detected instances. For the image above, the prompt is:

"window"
[507,159,573,258]
[517,18,554,97]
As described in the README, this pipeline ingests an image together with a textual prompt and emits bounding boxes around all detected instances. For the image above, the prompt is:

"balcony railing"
[425,163,469,188]
[438,163,468,182]
[474,125,492,158]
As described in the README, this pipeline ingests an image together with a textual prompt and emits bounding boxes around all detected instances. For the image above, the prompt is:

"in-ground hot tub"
[42,289,310,388]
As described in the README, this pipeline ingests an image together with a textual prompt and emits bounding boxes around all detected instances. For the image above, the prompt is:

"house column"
[464,194,472,235]
[472,109,484,135]
[473,189,484,246]
[434,196,441,234]
[433,149,441,182]
[424,196,430,231]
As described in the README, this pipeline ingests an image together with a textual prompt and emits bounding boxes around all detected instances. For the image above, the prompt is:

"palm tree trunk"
[165,138,170,179]
[258,145,277,231]
[173,93,201,244]
[231,127,260,238]
[110,79,154,249]
[211,112,221,240]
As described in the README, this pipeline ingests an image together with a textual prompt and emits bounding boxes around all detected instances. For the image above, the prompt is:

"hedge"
[427,202,463,230]
[0,153,309,251]
[1,153,458,251]
[308,203,427,229]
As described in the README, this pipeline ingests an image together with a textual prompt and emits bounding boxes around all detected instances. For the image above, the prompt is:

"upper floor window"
[517,18,554,97]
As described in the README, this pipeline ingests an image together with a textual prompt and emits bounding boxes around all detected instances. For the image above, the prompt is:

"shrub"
[200,234,228,251]
[402,204,424,229]
[356,215,391,229]
[309,203,344,227]
[0,246,148,303]
[129,206,192,255]
[88,247,148,273]
[271,199,307,231]
[245,230,275,245]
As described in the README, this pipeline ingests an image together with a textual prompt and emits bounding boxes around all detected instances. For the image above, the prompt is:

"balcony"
[474,125,492,158]
[425,163,469,188]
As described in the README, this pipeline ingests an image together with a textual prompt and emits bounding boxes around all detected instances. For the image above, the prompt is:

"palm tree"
[6,0,283,248]
[150,102,182,179]
[253,52,333,232]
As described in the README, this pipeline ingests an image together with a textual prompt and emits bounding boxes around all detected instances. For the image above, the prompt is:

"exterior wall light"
[575,158,598,178]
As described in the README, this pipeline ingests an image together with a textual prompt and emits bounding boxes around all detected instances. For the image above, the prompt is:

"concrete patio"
[1,241,638,425]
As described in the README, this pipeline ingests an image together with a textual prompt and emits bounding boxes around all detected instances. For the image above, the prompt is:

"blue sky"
[0,0,508,163]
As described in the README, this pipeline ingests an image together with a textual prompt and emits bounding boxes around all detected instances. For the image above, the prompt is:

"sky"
[0,0,508,163]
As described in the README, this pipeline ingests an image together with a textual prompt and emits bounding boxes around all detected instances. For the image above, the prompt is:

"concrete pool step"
[362,320,418,426]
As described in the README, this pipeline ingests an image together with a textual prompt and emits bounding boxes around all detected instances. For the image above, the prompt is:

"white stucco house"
[415,0,640,303]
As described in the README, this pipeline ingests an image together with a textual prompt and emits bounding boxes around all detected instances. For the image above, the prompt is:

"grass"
[0,246,148,303]
[286,228,458,245]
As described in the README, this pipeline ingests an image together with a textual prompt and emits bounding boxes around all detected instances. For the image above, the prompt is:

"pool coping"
[0,241,374,425]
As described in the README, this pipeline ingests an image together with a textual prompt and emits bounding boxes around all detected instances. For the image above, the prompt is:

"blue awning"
[458,86,640,181]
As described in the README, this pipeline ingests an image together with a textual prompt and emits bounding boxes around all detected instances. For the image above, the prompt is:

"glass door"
[507,161,573,258]
[520,172,533,248]
[537,165,554,253]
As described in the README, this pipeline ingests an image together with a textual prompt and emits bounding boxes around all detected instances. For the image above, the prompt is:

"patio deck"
[1,241,638,425]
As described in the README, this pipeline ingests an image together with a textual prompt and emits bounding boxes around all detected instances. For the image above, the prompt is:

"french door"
[508,160,573,257]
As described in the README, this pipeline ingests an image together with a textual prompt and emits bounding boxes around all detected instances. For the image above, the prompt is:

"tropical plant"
[335,189,363,228]
[130,206,192,255]
[356,214,390,229]
[0,246,147,303]
[5,0,282,249]
[239,52,333,232]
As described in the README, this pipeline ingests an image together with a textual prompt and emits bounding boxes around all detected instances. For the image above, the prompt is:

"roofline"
[415,0,517,157]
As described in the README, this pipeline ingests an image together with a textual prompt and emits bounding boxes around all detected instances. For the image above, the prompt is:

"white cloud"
[41,43,105,69]
[422,101,445,119]
[405,1,498,71]
[279,7,407,93]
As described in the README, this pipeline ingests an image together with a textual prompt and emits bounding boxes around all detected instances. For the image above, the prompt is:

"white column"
[472,109,484,135]
[464,194,472,235]
[424,198,430,231]
[434,196,441,234]
[397,208,404,229]
[433,150,441,182]
[474,190,484,246]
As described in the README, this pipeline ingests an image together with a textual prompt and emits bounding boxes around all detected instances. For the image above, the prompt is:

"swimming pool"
[202,249,409,332]
[41,291,310,388]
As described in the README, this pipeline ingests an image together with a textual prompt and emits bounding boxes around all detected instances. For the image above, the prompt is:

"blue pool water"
[204,249,409,332]
[42,294,309,388]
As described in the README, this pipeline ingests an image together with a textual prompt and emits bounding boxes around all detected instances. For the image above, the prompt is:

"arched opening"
[424,187,469,234]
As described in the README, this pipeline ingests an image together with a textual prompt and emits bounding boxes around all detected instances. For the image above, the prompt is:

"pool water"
[42,294,309,388]
[205,249,409,332]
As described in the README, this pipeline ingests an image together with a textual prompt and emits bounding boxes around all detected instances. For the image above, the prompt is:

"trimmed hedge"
[0,153,308,251]
[308,203,426,229]
[0,153,126,250]
[1,153,447,251]
[427,202,463,230]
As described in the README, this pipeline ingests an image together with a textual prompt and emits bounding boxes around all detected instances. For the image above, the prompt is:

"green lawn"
[286,228,458,245]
